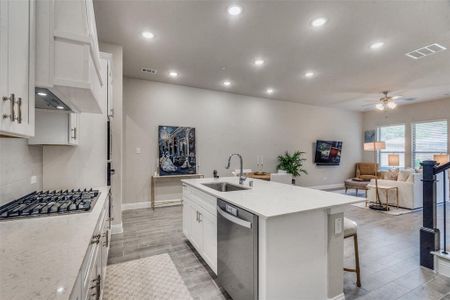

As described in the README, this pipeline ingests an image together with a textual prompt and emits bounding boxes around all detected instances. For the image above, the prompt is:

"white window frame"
[377,124,406,170]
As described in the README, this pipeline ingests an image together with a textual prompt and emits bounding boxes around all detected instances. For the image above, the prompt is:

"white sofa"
[367,171,448,209]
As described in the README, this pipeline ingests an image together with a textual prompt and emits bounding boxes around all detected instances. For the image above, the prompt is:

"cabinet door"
[182,199,191,238]
[201,209,217,273]
[106,60,113,118]
[69,113,79,145]
[187,201,203,252]
[0,0,34,136]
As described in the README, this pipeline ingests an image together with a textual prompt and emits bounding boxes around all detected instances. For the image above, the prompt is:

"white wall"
[0,138,42,205]
[363,98,450,166]
[123,78,363,205]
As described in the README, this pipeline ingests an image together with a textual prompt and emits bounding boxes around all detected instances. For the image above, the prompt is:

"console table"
[150,174,204,209]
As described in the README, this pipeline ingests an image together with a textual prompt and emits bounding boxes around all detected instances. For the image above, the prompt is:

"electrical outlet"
[30,176,37,184]
[335,217,343,235]
[136,147,142,154]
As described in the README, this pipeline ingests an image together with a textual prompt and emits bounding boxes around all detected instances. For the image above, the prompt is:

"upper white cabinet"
[0,0,35,137]
[100,52,113,118]
[35,0,104,114]
[28,109,79,145]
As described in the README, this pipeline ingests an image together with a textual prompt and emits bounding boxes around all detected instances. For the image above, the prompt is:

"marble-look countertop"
[182,177,363,218]
[0,186,110,300]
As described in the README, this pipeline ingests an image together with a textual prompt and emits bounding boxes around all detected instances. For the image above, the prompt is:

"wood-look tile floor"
[108,201,450,300]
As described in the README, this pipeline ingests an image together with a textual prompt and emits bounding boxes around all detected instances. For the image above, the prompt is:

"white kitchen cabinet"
[71,193,110,300]
[35,0,104,113]
[0,0,35,137]
[28,109,79,145]
[100,52,114,118]
[201,209,217,270]
[182,185,217,273]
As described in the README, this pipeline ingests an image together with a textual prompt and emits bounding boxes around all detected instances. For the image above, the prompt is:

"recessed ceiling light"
[56,105,64,110]
[169,71,178,78]
[223,80,232,87]
[304,71,315,78]
[254,59,265,66]
[228,5,242,16]
[142,31,155,39]
[266,88,274,95]
[370,41,384,50]
[311,17,327,27]
[37,92,47,97]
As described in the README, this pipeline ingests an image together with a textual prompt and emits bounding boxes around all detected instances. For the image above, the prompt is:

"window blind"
[412,120,448,168]
[377,124,406,168]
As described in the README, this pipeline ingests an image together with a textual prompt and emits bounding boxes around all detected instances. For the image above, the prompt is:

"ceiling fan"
[375,91,397,111]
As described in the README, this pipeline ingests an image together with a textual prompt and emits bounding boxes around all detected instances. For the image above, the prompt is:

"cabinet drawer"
[183,185,216,216]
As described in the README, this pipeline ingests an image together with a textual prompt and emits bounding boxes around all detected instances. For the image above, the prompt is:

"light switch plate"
[335,217,343,235]
[136,147,142,154]
[30,176,37,184]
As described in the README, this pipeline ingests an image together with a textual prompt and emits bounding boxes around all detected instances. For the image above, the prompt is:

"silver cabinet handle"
[2,94,15,122]
[198,212,202,222]
[17,97,22,124]
[71,127,77,140]
[90,234,101,244]
[217,206,252,228]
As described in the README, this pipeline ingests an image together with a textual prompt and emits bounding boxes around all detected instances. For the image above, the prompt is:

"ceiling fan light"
[387,101,397,109]
[376,103,385,111]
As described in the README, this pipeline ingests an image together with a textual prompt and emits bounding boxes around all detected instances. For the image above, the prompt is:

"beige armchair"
[355,162,381,180]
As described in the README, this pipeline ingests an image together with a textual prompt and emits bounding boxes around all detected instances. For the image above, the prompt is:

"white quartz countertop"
[0,186,110,300]
[182,177,363,218]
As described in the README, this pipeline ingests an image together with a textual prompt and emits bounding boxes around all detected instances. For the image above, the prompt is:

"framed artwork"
[158,126,196,176]
[364,130,376,143]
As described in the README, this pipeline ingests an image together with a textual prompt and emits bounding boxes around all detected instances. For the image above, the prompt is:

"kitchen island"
[182,177,363,300]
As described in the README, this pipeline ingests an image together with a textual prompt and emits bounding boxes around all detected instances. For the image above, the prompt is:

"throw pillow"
[398,169,412,182]
[385,170,399,181]
[406,173,415,183]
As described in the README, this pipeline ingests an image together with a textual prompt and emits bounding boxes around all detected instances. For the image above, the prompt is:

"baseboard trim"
[121,202,151,211]
[328,293,345,300]
[154,199,182,208]
[309,183,345,191]
[121,199,182,211]
[111,222,123,234]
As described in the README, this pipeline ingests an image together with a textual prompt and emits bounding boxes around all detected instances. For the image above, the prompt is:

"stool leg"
[354,234,361,287]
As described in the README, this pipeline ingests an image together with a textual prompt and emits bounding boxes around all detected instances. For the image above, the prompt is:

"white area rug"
[103,253,192,300]
[350,201,421,216]
[332,189,420,216]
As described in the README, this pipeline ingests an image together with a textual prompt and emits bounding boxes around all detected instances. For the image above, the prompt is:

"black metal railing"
[420,160,450,269]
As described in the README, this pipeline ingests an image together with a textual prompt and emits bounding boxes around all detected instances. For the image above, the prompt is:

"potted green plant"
[277,151,308,184]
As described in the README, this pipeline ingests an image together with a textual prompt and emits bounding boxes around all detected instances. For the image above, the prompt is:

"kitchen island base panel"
[259,209,344,300]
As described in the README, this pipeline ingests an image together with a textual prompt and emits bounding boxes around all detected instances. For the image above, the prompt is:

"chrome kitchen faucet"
[225,153,246,185]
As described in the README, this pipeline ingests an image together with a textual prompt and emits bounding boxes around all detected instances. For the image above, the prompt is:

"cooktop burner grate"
[0,189,100,220]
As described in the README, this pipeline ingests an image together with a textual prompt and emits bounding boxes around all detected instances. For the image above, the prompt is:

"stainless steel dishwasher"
[217,199,258,300]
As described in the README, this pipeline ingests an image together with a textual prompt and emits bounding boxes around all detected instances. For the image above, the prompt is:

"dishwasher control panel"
[225,204,238,216]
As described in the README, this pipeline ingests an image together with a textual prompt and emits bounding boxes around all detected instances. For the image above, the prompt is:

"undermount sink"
[202,182,249,192]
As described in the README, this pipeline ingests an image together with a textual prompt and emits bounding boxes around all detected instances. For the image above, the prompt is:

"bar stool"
[344,218,361,287]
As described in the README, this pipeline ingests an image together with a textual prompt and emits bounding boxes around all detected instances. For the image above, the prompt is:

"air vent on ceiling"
[141,67,158,75]
[406,43,447,60]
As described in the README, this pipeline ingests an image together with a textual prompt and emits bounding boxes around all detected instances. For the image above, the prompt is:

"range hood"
[35,0,104,114]
[35,88,72,112]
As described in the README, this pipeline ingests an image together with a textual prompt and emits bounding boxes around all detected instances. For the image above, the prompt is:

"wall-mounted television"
[314,140,343,165]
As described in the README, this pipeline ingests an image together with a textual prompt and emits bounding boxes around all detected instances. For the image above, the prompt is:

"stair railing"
[420,160,450,270]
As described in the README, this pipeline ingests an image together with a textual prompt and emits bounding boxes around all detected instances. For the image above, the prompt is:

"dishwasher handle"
[217,206,252,229]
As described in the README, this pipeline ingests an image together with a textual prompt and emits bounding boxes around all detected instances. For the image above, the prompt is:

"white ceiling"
[93,0,450,111]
